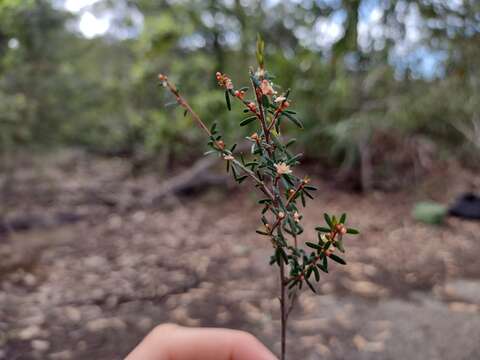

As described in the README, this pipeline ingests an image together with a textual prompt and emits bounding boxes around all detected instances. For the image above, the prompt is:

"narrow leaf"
[329,253,347,265]
[240,116,257,126]
[306,242,321,250]
[285,138,296,148]
[305,278,316,293]
[324,213,333,228]
[313,266,320,281]
[225,90,231,111]
[284,112,303,128]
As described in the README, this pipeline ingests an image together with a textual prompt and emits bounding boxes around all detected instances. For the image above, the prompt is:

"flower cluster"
[215,71,233,90]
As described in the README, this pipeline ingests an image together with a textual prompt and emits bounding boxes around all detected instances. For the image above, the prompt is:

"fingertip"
[230,330,278,360]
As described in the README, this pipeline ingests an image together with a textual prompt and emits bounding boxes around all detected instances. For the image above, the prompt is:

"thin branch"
[279,257,287,360]
[159,75,275,201]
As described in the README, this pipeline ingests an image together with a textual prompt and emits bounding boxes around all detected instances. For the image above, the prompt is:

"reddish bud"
[336,224,347,235]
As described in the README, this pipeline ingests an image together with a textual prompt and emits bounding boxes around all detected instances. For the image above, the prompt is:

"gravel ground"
[1,153,479,359]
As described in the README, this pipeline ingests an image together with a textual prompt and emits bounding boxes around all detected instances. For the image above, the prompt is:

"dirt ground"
[1,151,479,360]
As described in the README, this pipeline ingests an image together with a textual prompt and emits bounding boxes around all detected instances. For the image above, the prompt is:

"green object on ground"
[412,202,447,225]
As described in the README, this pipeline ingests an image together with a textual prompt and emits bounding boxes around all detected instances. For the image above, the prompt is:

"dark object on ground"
[448,193,480,220]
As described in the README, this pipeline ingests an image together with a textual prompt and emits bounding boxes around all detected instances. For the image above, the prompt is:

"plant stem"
[279,258,286,360]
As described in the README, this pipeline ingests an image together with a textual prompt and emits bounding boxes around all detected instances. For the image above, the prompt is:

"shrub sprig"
[158,37,359,360]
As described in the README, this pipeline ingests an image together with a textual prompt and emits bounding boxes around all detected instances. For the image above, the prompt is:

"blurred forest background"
[0,0,478,186]
[1,1,480,359]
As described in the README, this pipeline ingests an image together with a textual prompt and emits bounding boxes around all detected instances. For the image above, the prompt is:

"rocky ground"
[1,152,479,359]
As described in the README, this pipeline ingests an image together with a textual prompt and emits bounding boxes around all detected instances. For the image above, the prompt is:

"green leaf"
[306,242,321,250]
[317,263,328,273]
[277,247,288,264]
[305,278,316,293]
[324,213,333,228]
[336,239,345,253]
[236,175,248,183]
[315,226,331,233]
[304,190,314,199]
[240,116,257,126]
[286,153,303,165]
[285,138,296,148]
[210,122,217,134]
[165,101,178,107]
[347,228,359,235]
[313,266,320,281]
[329,253,347,265]
[288,279,300,290]
[317,233,325,245]
[225,90,231,111]
[340,213,347,224]
[306,266,313,279]
[256,229,269,236]
[284,112,303,128]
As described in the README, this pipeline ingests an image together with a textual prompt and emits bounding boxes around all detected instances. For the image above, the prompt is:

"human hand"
[125,324,278,360]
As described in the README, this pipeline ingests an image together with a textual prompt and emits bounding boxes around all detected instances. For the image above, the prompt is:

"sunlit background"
[1,1,479,359]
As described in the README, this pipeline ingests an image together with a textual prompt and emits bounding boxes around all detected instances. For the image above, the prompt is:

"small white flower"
[274,162,292,175]
[274,96,286,103]
[293,211,301,223]
[260,79,274,96]
[223,154,234,161]
[278,211,285,219]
